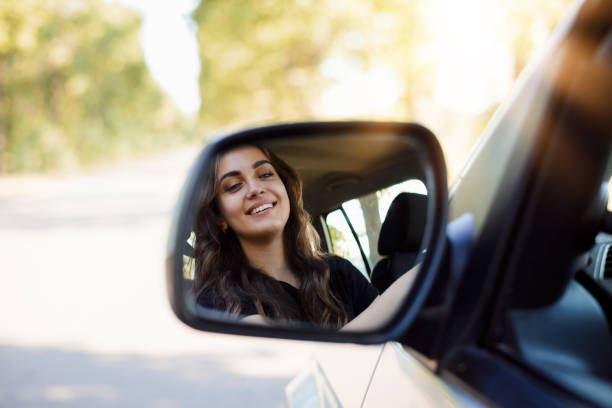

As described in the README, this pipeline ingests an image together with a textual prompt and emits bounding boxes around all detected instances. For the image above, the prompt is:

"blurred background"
[0,0,574,406]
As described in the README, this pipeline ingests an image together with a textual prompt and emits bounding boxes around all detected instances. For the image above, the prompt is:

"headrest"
[378,192,427,256]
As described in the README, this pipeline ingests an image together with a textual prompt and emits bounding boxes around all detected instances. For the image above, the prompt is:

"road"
[0,146,377,407]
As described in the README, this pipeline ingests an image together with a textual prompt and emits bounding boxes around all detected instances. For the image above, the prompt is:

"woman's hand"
[240,314,269,325]
[341,264,420,332]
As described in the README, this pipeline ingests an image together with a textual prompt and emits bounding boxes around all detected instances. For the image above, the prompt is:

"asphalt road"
[0,146,375,407]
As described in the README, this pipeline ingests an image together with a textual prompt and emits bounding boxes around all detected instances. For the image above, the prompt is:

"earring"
[220,222,228,234]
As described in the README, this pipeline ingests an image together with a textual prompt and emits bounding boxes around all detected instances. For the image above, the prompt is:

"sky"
[110,0,202,116]
[426,0,515,115]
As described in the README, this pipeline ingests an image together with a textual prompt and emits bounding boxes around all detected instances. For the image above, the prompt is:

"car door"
[364,1,612,406]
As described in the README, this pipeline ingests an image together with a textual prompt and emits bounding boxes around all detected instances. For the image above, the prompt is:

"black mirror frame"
[166,121,448,344]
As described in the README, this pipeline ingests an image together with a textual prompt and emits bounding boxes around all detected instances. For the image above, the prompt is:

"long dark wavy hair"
[193,145,348,327]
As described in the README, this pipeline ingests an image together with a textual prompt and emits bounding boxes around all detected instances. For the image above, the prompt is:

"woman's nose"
[246,179,264,198]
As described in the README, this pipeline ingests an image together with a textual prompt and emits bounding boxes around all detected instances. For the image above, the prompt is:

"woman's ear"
[220,220,229,233]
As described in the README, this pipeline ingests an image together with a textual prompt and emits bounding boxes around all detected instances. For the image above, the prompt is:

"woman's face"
[215,146,290,243]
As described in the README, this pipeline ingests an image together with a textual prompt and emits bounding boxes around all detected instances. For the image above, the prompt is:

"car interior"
[370,192,427,293]
[500,179,612,407]
[266,134,430,291]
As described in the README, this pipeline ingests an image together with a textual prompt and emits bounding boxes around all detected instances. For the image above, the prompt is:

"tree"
[0,0,185,172]
[192,0,427,130]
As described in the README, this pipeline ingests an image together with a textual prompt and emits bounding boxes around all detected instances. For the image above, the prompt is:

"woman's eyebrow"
[219,170,240,183]
[218,160,272,183]
[252,160,272,169]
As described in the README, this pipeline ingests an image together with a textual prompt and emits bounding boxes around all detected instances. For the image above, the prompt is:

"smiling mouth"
[249,202,276,215]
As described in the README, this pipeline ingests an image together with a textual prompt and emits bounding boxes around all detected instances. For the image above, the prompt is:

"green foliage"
[328,224,351,259]
[192,0,574,130]
[0,0,188,173]
[192,0,575,181]
[0,0,575,173]
[192,0,428,129]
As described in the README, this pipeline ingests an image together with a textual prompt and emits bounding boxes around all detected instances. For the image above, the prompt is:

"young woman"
[194,145,417,329]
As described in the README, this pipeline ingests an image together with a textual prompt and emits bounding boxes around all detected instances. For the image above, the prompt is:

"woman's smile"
[248,201,277,216]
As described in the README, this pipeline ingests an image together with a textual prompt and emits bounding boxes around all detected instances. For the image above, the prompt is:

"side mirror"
[166,121,448,343]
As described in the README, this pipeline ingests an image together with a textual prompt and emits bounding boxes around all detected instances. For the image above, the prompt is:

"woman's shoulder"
[322,254,368,288]
[196,285,226,310]
[323,254,355,271]
[323,254,364,278]
[196,285,258,316]
[322,254,379,319]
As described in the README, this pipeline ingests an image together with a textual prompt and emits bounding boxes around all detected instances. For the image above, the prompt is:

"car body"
[317,1,612,406]
[168,0,612,406]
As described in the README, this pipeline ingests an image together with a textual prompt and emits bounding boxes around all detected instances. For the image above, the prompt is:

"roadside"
[0,146,329,407]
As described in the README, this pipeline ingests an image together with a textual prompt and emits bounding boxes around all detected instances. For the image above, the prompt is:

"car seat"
[370,192,427,293]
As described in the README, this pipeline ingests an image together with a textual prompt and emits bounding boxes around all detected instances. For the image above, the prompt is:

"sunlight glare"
[110,0,201,116]
[426,0,515,115]
[317,55,404,117]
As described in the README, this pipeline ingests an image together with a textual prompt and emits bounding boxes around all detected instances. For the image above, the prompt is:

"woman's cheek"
[217,195,237,225]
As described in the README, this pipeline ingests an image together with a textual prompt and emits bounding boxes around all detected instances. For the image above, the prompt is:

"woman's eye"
[259,172,274,179]
[225,183,241,192]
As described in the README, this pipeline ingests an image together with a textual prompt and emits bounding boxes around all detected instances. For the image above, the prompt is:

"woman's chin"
[235,226,285,243]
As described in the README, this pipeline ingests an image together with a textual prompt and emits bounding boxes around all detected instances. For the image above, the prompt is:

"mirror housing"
[166,121,448,344]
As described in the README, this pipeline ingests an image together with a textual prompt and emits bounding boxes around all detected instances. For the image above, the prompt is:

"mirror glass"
[179,130,432,331]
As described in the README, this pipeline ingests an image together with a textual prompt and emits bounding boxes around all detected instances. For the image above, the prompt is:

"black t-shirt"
[197,255,379,322]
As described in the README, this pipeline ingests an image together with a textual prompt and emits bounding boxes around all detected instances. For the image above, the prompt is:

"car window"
[326,208,370,279]
[183,231,196,280]
[325,179,427,278]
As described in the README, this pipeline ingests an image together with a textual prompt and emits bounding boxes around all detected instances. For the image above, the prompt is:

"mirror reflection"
[182,132,430,330]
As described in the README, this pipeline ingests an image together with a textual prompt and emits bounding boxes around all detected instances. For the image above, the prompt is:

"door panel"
[362,343,479,407]
[288,344,384,408]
